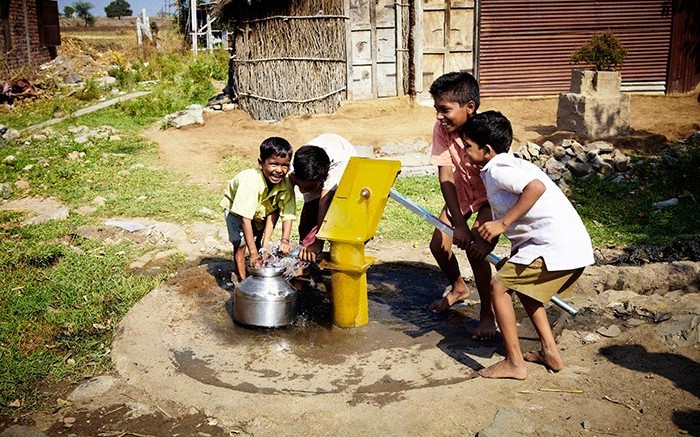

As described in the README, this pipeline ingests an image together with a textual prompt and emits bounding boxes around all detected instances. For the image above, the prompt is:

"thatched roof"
[214,0,284,21]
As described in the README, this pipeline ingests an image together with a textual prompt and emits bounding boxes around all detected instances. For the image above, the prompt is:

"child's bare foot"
[429,288,470,313]
[472,316,499,341]
[478,359,528,380]
[523,350,565,372]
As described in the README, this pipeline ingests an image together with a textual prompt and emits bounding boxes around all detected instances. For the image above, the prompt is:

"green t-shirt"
[220,168,296,226]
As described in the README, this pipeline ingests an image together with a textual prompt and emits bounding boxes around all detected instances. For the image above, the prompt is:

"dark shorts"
[298,197,320,241]
[225,211,263,249]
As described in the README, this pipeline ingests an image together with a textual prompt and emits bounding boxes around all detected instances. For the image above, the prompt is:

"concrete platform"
[111,256,508,436]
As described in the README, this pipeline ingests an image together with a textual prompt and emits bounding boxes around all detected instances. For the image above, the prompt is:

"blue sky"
[57,0,172,17]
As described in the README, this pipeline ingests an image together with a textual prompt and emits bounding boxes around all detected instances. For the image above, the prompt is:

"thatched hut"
[214,0,412,120]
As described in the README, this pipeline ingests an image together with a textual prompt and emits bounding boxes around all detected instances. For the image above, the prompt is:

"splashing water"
[258,241,308,280]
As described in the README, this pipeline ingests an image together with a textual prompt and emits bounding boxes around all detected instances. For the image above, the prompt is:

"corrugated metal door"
[348,0,398,100]
[478,0,673,97]
[416,0,476,100]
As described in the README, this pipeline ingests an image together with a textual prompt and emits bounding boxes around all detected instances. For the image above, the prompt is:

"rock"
[597,289,640,308]
[0,182,12,199]
[74,135,90,144]
[68,151,85,161]
[544,157,566,176]
[597,324,622,337]
[165,104,205,128]
[75,205,98,216]
[0,425,48,437]
[515,144,531,161]
[571,141,585,154]
[566,159,593,177]
[14,178,30,191]
[586,140,615,154]
[105,220,146,232]
[3,129,20,141]
[582,332,601,344]
[610,149,630,172]
[67,375,118,403]
[3,155,16,165]
[526,141,541,157]
[589,155,614,177]
[541,140,555,155]
[552,145,567,159]
[96,76,117,87]
[63,73,82,84]
[654,315,700,347]
[0,197,70,225]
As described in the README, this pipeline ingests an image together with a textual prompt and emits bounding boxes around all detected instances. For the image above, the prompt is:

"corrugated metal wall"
[478,0,673,97]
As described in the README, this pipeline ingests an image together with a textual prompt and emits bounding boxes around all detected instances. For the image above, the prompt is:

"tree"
[105,0,133,19]
[72,1,95,27]
[63,6,75,18]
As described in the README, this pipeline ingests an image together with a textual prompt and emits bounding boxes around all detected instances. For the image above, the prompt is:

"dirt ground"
[3,92,699,436]
[145,91,700,188]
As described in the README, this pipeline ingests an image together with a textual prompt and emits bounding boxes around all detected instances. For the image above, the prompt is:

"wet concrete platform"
[111,247,521,435]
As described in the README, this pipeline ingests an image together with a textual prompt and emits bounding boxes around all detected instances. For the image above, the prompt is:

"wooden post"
[190,0,198,55]
[205,12,214,51]
[344,0,353,100]
[395,1,404,96]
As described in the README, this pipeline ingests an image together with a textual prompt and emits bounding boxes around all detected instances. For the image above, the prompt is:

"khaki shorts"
[495,258,584,303]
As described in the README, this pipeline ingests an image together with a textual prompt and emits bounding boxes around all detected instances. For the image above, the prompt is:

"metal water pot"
[233,266,297,328]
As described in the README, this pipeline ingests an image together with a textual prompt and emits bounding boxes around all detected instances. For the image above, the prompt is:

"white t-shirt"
[301,134,358,202]
[481,153,594,271]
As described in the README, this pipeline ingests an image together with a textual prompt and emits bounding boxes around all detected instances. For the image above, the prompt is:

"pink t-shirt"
[429,120,488,215]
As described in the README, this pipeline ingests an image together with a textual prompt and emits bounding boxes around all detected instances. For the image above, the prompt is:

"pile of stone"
[513,138,632,193]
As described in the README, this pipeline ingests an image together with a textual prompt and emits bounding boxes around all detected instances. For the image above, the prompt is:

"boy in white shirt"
[290,134,358,262]
[461,111,594,379]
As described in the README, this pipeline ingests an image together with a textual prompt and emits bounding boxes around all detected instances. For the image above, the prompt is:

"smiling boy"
[462,111,594,379]
[428,71,498,340]
[220,137,296,281]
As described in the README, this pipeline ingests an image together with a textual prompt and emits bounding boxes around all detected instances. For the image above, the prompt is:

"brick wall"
[2,0,55,70]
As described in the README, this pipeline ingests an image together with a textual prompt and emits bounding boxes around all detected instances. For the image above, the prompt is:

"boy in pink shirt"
[428,72,497,340]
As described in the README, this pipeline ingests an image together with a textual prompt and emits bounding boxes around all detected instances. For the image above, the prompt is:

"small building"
[215,0,698,120]
[0,0,61,71]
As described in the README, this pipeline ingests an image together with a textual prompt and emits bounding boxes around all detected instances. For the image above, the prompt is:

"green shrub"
[570,32,628,71]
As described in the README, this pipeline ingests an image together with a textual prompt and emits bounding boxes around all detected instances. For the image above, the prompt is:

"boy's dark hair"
[293,145,331,181]
[259,137,293,161]
[461,111,513,154]
[429,71,480,109]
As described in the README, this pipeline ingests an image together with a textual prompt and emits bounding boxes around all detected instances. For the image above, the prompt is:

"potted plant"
[570,31,628,72]
[567,31,628,95]
[557,31,631,137]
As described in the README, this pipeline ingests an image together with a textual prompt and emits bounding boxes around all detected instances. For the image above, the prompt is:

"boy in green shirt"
[220,137,296,281]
